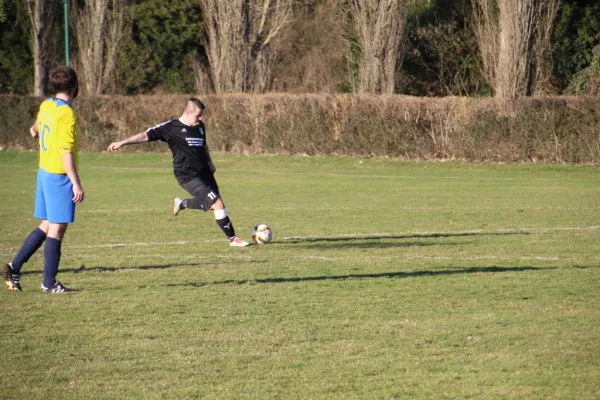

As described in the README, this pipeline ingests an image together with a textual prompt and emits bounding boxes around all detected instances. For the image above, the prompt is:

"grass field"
[1,150,599,399]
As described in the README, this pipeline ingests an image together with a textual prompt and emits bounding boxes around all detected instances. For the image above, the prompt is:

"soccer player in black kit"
[107,98,250,247]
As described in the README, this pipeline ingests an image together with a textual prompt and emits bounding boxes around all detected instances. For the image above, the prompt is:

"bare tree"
[70,0,131,95]
[472,0,499,92]
[199,0,242,93]
[271,0,349,93]
[347,0,408,94]
[472,0,560,98]
[530,0,561,94]
[199,0,294,93]
[25,0,58,96]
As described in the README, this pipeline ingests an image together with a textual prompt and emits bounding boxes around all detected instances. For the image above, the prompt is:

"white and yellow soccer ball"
[252,224,273,244]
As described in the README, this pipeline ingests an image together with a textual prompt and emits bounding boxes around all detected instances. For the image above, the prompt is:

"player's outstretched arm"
[107,132,149,151]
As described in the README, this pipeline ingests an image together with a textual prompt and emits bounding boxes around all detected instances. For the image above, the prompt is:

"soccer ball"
[252,224,273,244]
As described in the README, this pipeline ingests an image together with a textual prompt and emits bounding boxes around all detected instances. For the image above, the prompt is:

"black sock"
[12,228,47,273]
[43,237,62,289]
[216,216,236,239]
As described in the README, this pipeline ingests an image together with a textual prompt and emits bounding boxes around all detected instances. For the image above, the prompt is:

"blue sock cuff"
[33,228,47,242]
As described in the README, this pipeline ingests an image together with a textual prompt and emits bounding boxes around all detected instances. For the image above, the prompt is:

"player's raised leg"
[210,198,249,247]
[173,196,206,215]
[172,197,183,216]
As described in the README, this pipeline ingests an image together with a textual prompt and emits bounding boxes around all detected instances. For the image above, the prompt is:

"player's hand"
[107,142,122,151]
[30,126,38,138]
[72,184,85,203]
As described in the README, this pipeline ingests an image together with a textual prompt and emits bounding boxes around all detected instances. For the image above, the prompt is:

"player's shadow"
[20,262,213,275]
[20,259,271,276]
[284,231,530,243]
[167,265,550,288]
[282,231,531,249]
[293,240,456,249]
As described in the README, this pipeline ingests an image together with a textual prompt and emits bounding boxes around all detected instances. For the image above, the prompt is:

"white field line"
[39,253,600,263]
[75,206,599,215]
[72,240,190,249]
[232,169,600,183]
[2,206,596,219]
[0,240,193,255]
[80,208,166,214]
[73,253,257,261]
[0,226,598,255]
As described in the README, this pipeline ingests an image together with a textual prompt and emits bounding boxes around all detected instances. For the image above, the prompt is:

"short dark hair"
[50,66,78,95]
[188,97,205,110]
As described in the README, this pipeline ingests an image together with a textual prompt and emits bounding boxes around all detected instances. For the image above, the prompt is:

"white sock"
[214,208,228,220]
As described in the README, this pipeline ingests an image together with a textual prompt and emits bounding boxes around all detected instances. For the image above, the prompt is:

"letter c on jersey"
[41,125,50,151]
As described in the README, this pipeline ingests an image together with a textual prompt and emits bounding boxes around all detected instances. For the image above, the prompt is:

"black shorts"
[181,176,221,211]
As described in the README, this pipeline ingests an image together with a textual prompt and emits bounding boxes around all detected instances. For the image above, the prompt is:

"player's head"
[51,66,79,98]
[183,98,205,126]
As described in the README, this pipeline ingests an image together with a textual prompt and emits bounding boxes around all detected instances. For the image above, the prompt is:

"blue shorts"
[34,168,76,223]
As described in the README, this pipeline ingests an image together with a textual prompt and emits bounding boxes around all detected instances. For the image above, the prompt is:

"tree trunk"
[348,0,407,94]
[199,0,293,93]
[32,33,47,96]
[71,0,131,95]
[472,0,561,98]
[25,0,55,96]
[495,0,536,98]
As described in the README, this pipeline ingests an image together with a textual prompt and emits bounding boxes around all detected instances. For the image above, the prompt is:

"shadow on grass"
[166,265,551,288]
[20,262,214,275]
[295,241,459,249]
[280,231,531,249]
[283,231,531,244]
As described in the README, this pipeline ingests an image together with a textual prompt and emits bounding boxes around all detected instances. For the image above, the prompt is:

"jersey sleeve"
[56,108,77,155]
[145,121,172,142]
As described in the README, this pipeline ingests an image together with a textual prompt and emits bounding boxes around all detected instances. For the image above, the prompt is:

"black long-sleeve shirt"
[146,119,212,184]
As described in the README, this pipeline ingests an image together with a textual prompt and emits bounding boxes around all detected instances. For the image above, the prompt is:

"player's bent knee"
[210,198,225,210]
[47,223,69,240]
[38,220,50,234]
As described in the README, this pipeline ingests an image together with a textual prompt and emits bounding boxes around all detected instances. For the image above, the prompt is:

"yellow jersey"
[36,98,79,174]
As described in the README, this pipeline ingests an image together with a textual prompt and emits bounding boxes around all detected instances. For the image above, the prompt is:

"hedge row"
[1,94,599,163]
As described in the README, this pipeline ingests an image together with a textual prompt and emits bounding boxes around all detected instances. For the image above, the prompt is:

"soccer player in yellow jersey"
[3,66,84,293]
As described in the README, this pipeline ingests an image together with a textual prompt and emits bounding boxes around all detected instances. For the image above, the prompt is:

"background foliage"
[0,0,599,95]
[0,0,32,94]
[112,0,203,94]
[401,0,489,96]
[1,94,599,163]
[552,0,600,90]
